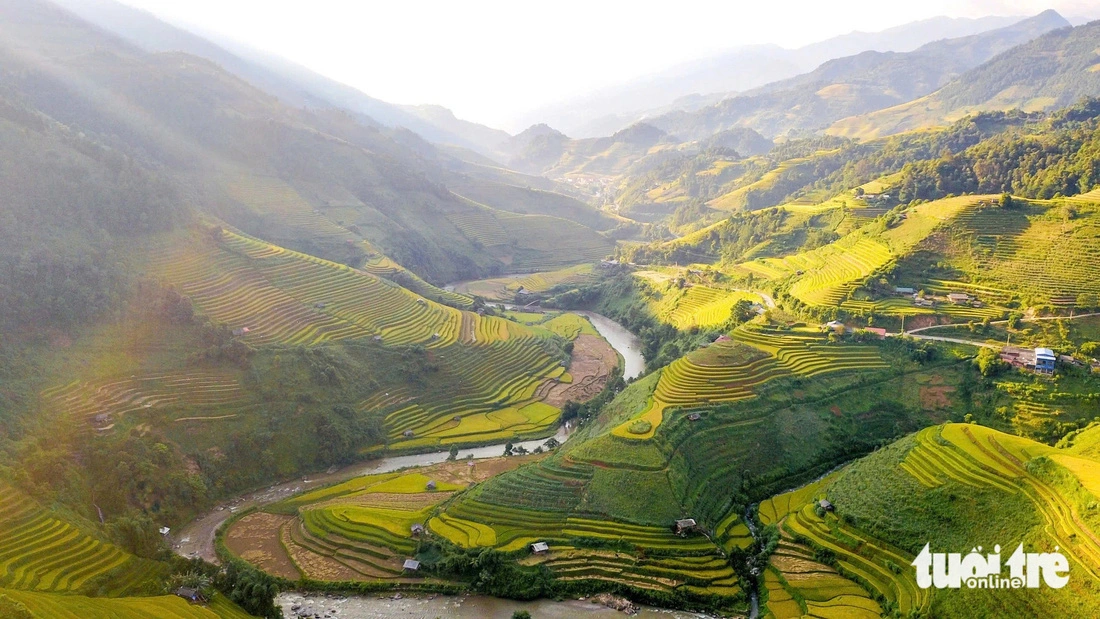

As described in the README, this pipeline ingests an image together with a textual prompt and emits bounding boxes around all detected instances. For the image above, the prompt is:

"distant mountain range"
[514,14,1026,137]
[641,10,1070,140]
[49,0,516,161]
[831,16,1100,139]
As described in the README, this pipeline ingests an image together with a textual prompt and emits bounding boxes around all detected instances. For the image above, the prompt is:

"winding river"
[173,308,645,564]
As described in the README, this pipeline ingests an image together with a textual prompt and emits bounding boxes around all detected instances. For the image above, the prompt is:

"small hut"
[530,541,549,554]
[411,523,425,536]
[687,412,702,421]
[403,559,420,572]
[402,430,415,438]
[174,587,207,604]
[426,480,437,491]
[819,499,835,512]
[673,518,697,535]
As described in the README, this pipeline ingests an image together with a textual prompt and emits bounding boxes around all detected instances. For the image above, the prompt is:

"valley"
[2,1,1100,618]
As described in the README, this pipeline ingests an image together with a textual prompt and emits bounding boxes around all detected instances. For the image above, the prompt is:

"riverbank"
[279,591,720,619]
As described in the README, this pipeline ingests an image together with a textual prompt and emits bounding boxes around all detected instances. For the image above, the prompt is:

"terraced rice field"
[224,175,356,244]
[495,213,614,271]
[953,201,1100,303]
[840,297,1006,321]
[152,228,480,347]
[360,337,565,445]
[0,588,251,619]
[613,326,888,439]
[41,370,244,429]
[360,254,475,309]
[438,477,738,596]
[757,476,883,618]
[0,483,160,596]
[455,265,598,300]
[898,425,1100,581]
[783,504,929,615]
[231,463,529,584]
[648,285,762,330]
[740,195,983,307]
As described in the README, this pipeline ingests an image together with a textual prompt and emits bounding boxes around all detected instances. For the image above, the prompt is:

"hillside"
[0,0,611,284]
[832,19,1100,139]
[515,15,1026,138]
[50,0,516,161]
[762,423,1100,617]
[647,10,1069,140]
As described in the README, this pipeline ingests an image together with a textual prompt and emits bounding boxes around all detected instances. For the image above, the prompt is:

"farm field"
[644,283,763,330]
[0,482,163,596]
[738,195,988,309]
[225,459,531,584]
[452,264,598,300]
[611,324,889,439]
[811,423,1100,617]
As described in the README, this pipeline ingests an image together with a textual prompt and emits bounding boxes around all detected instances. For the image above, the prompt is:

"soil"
[224,512,300,580]
[919,386,955,410]
[540,334,618,408]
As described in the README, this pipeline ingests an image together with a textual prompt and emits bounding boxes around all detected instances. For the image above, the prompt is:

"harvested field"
[223,512,300,580]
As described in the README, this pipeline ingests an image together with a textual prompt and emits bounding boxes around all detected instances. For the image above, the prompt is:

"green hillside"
[831,19,1100,139]
[649,10,1069,140]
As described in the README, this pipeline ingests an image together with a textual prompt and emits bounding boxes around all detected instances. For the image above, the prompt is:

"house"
[174,587,207,604]
[373,334,383,342]
[1035,348,1056,374]
[714,334,732,343]
[93,413,110,425]
[862,327,887,339]
[825,320,844,330]
[687,412,702,421]
[159,526,171,536]
[819,499,834,512]
[426,480,437,491]
[411,523,425,536]
[673,518,697,535]
[314,302,327,309]
[403,559,420,572]
[416,298,427,305]
[231,327,251,337]
[894,287,915,295]
[530,541,549,554]
[947,293,970,304]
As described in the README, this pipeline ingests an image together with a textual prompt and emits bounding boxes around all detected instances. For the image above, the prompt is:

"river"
[279,592,717,619]
[173,309,645,563]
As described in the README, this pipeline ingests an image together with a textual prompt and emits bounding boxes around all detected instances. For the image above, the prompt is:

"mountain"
[644,10,1070,140]
[831,18,1100,139]
[517,14,1025,138]
[48,0,515,161]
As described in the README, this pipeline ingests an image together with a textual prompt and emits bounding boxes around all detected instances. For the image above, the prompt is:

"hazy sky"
[117,0,1098,130]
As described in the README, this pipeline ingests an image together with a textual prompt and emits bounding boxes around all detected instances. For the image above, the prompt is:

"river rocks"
[592,592,639,615]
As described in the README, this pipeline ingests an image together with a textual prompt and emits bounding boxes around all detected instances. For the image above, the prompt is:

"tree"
[1077,293,1097,309]
[512,612,532,619]
[447,444,459,461]
[975,347,1008,377]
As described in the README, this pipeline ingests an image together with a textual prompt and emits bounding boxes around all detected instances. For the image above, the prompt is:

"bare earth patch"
[540,334,618,408]
[919,385,955,410]
[225,512,300,580]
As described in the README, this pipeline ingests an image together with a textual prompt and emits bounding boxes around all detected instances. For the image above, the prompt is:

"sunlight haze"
[116,0,1099,130]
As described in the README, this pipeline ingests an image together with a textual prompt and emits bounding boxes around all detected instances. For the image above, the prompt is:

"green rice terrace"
[0,482,250,618]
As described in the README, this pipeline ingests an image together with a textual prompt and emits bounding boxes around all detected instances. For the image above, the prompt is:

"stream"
[744,505,761,619]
